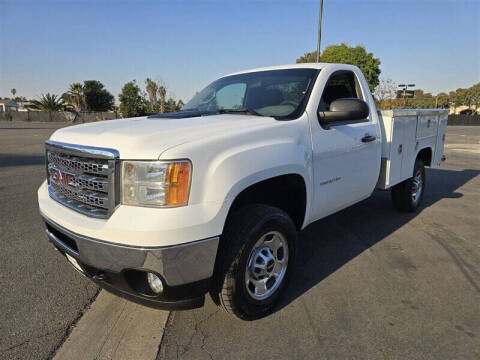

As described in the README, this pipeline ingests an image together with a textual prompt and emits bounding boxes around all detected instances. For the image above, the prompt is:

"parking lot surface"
[158,126,480,359]
[1,123,479,360]
[0,122,98,360]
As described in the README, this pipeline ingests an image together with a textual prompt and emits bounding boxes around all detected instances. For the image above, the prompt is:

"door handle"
[361,135,376,143]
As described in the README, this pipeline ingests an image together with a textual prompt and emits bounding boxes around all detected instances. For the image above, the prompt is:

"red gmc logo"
[50,168,76,188]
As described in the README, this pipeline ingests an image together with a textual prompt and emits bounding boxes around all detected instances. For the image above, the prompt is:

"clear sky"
[1,0,479,103]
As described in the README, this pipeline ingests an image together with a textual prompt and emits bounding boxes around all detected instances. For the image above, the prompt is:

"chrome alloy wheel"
[245,231,289,301]
[412,169,423,203]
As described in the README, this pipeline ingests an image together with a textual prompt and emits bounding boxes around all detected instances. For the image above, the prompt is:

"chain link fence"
[448,114,480,126]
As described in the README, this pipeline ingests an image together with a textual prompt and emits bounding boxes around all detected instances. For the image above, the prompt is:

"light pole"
[316,0,324,62]
[398,83,415,107]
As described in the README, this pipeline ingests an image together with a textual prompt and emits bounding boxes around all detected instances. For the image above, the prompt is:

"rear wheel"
[391,158,425,212]
[214,204,297,320]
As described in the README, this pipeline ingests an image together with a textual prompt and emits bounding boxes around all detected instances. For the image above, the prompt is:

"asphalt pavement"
[158,126,480,360]
[0,122,98,360]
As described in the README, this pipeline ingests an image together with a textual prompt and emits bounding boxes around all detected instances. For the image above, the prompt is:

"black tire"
[213,204,297,320]
[391,158,426,212]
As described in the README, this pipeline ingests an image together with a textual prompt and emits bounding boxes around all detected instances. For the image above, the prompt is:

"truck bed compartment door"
[417,113,439,139]
[377,113,417,189]
[388,119,404,185]
[432,113,448,166]
[400,117,418,180]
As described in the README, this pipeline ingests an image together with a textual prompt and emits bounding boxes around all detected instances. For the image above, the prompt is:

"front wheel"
[391,158,426,212]
[214,204,297,320]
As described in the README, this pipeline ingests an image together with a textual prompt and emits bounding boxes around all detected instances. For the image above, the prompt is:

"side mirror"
[318,98,369,128]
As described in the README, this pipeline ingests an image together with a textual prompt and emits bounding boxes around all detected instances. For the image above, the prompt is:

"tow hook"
[92,272,107,281]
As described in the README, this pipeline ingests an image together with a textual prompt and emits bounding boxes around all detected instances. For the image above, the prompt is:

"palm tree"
[145,78,159,113]
[31,93,64,111]
[63,83,85,113]
[145,78,158,104]
[158,86,166,113]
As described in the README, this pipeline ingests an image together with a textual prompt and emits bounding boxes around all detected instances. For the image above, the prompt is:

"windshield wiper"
[217,108,262,116]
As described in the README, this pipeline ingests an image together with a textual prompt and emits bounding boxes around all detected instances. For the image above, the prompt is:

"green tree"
[119,81,146,118]
[145,78,159,112]
[469,83,480,113]
[464,87,476,111]
[31,93,64,111]
[409,90,435,108]
[448,90,459,112]
[164,97,175,113]
[447,84,480,114]
[83,80,114,111]
[296,52,317,63]
[435,92,449,108]
[163,98,184,113]
[297,43,381,91]
[374,78,396,108]
[158,86,167,113]
[451,88,469,111]
[142,78,185,114]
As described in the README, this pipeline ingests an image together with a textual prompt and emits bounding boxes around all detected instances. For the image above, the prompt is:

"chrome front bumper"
[42,214,220,309]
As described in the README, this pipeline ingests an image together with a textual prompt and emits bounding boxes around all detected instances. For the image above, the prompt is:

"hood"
[49,114,279,159]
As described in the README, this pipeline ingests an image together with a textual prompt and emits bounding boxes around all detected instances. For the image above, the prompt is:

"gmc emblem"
[50,167,76,188]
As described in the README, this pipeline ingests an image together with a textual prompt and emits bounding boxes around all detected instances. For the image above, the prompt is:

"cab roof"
[225,63,358,77]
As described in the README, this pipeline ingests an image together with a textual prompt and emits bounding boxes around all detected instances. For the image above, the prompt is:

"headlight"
[121,160,191,207]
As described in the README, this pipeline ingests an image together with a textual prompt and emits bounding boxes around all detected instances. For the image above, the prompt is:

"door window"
[319,71,363,111]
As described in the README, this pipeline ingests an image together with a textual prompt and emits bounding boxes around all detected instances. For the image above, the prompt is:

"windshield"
[182,68,319,120]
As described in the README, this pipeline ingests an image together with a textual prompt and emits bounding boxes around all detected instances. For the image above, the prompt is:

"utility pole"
[316,0,324,62]
[398,83,415,108]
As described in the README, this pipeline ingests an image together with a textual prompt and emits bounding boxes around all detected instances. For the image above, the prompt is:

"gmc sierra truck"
[38,63,447,320]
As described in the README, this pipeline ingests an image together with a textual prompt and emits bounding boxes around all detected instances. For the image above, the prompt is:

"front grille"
[45,141,119,218]
[47,152,110,176]
[51,182,109,209]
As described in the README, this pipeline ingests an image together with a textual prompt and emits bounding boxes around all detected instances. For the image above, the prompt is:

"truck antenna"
[316,0,324,62]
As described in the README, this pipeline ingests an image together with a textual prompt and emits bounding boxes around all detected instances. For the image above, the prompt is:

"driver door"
[310,70,381,220]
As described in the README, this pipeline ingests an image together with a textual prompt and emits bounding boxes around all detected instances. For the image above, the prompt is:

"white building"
[0,99,18,112]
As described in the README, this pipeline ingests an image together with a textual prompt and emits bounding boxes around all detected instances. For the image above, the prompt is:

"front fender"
[205,141,311,202]
[160,115,313,234]
[203,140,312,233]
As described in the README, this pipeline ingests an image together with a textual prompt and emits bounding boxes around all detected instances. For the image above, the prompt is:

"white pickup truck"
[38,63,447,319]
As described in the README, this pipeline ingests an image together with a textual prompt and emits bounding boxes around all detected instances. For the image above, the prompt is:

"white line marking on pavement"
[444,144,480,154]
[53,290,169,360]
